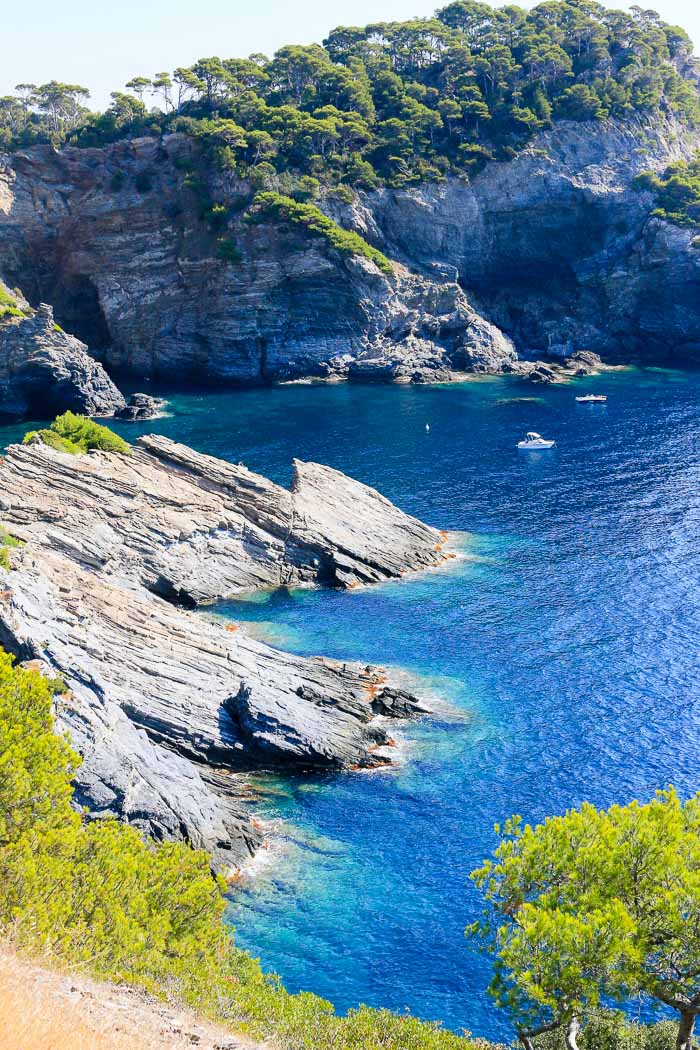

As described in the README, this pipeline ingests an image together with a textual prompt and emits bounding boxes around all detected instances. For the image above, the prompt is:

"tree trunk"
[677,1010,696,1050]
[565,1017,581,1050]
[517,1034,535,1050]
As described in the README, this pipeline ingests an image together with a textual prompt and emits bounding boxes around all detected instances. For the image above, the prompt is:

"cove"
[2,367,698,1042]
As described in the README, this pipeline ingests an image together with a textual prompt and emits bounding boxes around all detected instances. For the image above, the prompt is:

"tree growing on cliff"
[468,791,700,1050]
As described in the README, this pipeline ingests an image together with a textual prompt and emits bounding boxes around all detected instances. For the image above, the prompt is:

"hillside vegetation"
[1,1,698,190]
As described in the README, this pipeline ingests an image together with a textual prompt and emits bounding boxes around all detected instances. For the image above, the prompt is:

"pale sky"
[2,0,699,110]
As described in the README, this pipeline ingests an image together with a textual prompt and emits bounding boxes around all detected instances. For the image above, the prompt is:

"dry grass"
[0,945,261,1049]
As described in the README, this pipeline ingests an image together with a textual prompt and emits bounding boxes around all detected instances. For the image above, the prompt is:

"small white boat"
[517,431,556,449]
[575,394,607,403]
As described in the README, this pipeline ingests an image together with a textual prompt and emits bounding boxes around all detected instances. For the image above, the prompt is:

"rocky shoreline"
[0,434,450,873]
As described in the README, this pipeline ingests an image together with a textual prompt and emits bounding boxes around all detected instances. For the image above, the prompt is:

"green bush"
[23,412,131,455]
[253,191,393,275]
[634,153,700,227]
[0,285,28,320]
[216,237,243,264]
[0,647,482,1049]
[0,527,24,570]
[202,201,230,230]
[531,1011,675,1050]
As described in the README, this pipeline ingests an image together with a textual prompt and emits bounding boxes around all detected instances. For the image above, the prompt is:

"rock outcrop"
[115,392,168,420]
[0,295,126,419]
[0,436,447,871]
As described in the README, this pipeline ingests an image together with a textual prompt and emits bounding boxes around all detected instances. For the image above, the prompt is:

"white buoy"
[425,423,430,432]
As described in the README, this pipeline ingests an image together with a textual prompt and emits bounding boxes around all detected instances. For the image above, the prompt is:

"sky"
[1,0,699,110]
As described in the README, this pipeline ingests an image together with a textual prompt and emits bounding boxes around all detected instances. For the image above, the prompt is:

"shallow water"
[3,368,699,1040]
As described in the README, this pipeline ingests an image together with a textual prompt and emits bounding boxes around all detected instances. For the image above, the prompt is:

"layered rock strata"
[0,297,126,419]
[0,436,445,871]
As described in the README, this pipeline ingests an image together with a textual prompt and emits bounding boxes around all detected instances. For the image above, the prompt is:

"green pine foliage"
[634,152,700,227]
[0,648,481,1049]
[22,412,131,456]
[253,191,393,273]
[1,2,698,188]
[469,791,700,1049]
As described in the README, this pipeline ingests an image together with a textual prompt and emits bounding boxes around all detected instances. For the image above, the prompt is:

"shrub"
[252,192,393,275]
[0,285,28,321]
[216,238,243,264]
[201,202,230,230]
[634,153,700,227]
[0,526,23,569]
[530,1011,676,1049]
[23,412,130,455]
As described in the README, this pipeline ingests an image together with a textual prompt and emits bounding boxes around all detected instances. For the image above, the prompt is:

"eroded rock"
[0,297,126,420]
[0,436,447,869]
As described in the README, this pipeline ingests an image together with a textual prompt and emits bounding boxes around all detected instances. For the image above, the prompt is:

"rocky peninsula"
[0,434,447,872]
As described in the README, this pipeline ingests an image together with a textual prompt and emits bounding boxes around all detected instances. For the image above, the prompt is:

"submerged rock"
[0,299,126,420]
[0,436,447,870]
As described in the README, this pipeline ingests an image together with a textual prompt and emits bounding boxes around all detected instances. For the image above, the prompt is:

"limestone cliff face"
[0,137,514,385]
[0,112,698,385]
[339,114,700,362]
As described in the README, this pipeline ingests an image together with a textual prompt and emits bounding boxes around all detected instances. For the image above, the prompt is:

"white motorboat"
[517,431,556,449]
[575,394,607,403]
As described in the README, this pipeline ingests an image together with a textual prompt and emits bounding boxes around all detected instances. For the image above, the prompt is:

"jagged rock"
[528,364,560,385]
[0,434,446,601]
[0,437,448,870]
[0,298,126,420]
[370,688,432,718]
[114,392,168,420]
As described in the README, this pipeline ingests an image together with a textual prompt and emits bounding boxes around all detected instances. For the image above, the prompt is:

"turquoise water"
[3,368,699,1041]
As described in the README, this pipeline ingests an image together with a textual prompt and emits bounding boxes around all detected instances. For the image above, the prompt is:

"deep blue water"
[3,369,699,1041]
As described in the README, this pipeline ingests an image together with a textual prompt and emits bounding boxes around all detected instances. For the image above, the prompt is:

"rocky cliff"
[0,290,126,419]
[343,114,700,363]
[0,435,448,872]
[1,112,697,397]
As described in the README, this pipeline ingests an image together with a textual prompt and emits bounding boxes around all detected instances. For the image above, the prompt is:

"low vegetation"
[468,792,700,1049]
[634,152,700,227]
[0,648,483,1050]
[22,411,131,455]
[1,2,698,189]
[0,527,23,571]
[0,286,29,321]
[252,191,393,273]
